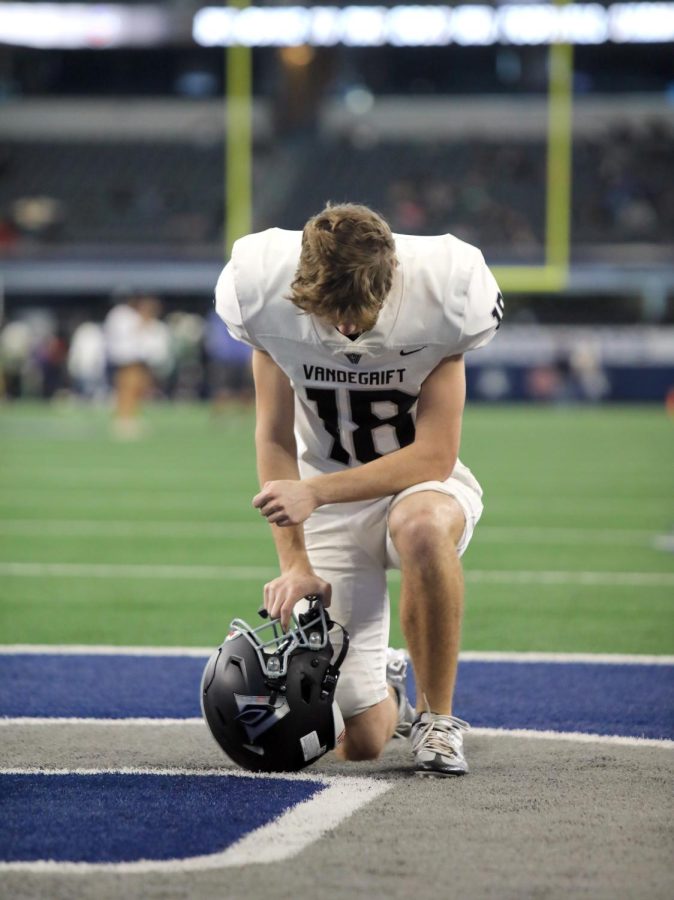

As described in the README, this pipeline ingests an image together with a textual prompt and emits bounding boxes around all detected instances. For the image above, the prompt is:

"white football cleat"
[410,712,470,776]
[386,648,415,738]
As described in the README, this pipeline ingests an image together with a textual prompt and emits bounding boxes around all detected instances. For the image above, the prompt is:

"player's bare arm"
[252,348,331,625]
[253,354,465,526]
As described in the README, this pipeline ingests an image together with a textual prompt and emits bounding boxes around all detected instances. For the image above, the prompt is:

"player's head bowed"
[289,202,398,333]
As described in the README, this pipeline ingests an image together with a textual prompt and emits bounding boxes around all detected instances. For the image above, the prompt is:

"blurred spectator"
[0,214,19,254]
[0,320,32,399]
[387,180,428,233]
[104,294,172,439]
[568,342,610,402]
[0,311,65,400]
[36,331,68,399]
[204,309,253,411]
[67,321,107,401]
[11,195,65,243]
[525,363,569,403]
[166,312,205,400]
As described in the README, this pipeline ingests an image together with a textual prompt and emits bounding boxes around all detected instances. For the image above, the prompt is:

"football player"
[215,203,503,776]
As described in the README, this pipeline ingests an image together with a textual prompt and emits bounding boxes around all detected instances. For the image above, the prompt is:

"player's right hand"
[263,569,332,631]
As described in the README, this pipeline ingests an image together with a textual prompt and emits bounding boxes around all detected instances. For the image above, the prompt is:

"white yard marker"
[1,645,673,665]
[0,717,205,726]
[0,767,391,873]
[464,569,674,587]
[459,650,674,665]
[488,496,669,515]
[0,520,268,538]
[1,561,673,587]
[0,562,277,580]
[0,645,215,657]
[0,721,672,750]
[471,727,674,750]
[478,526,658,545]
[0,519,659,545]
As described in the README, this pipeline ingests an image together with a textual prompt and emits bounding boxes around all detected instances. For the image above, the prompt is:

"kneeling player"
[215,203,502,776]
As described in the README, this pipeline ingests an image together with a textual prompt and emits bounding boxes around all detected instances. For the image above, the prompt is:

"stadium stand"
[1,121,672,256]
[0,140,224,246]
[0,11,672,405]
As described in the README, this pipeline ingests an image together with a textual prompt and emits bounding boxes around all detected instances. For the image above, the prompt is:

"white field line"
[0,486,254,497]
[0,767,391,874]
[0,520,268,539]
[459,651,674,665]
[471,727,674,750]
[0,519,660,545]
[0,645,214,657]
[465,570,674,587]
[0,723,672,752]
[1,489,668,513]
[0,717,205,726]
[653,534,674,552]
[487,497,670,514]
[1,645,673,666]
[0,562,279,580]
[1,561,673,587]
[472,526,659,546]
[0,495,251,512]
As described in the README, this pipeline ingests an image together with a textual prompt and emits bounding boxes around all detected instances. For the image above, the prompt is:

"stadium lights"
[193,4,674,48]
[0,3,168,49]
[0,2,673,49]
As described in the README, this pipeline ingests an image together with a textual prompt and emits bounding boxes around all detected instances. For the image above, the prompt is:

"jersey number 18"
[306,387,416,465]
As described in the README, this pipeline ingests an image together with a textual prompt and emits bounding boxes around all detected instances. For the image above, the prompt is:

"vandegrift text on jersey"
[303,365,407,385]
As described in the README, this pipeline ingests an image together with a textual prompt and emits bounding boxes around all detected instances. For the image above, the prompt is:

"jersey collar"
[309,267,404,360]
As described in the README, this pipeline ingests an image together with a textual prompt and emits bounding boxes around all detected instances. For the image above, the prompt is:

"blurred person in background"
[0,319,32,400]
[67,320,107,402]
[36,328,68,399]
[11,195,66,245]
[166,312,206,401]
[0,311,62,400]
[0,213,19,254]
[104,293,172,439]
[204,308,253,412]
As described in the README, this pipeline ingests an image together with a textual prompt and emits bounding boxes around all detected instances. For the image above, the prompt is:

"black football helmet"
[201,597,349,773]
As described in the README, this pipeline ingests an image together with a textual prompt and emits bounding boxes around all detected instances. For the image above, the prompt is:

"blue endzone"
[0,654,672,740]
[0,773,323,863]
[409,661,674,740]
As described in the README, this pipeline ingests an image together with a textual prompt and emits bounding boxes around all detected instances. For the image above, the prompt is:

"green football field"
[1,402,672,654]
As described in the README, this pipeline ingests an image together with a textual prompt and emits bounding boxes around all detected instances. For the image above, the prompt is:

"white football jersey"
[215,228,502,480]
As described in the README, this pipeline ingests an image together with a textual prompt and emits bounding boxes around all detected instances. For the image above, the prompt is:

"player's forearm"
[269,522,313,573]
[307,440,457,506]
[255,436,314,573]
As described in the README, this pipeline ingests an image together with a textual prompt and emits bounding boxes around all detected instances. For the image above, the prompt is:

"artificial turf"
[1,402,672,653]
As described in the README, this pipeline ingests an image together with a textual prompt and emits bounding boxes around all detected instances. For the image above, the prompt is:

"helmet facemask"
[201,598,348,772]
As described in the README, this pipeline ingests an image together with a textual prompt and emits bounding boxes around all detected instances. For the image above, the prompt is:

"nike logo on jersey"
[400,347,426,356]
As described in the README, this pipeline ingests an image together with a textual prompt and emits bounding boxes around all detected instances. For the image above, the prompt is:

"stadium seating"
[2,119,671,256]
[0,140,224,246]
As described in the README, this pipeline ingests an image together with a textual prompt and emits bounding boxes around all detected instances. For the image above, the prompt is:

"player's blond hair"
[288,203,397,331]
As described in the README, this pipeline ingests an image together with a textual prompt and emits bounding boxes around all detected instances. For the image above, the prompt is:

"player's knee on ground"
[340,728,388,762]
[389,497,465,562]
[338,698,395,761]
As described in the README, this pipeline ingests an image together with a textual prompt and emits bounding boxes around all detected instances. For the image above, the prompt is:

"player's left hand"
[253,480,318,526]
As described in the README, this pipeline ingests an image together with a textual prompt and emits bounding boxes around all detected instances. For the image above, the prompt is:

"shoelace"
[412,714,470,757]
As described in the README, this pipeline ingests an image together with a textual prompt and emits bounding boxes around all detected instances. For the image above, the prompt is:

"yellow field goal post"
[225,0,574,294]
